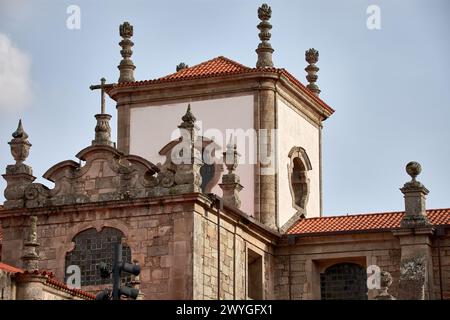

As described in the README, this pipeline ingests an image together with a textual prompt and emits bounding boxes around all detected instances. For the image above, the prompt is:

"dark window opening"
[200,163,215,193]
[65,227,131,286]
[247,249,263,300]
[291,157,308,210]
[320,263,368,300]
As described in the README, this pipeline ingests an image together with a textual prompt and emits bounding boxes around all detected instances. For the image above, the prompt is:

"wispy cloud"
[0,32,32,111]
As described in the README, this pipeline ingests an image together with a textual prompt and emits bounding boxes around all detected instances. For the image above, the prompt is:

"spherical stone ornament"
[406,161,421,180]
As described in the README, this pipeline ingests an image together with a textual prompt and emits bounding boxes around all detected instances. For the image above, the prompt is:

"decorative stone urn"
[8,119,31,165]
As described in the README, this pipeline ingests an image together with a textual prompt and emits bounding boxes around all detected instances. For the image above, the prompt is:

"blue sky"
[0,0,449,216]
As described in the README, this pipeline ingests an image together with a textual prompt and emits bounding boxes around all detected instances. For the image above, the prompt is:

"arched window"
[288,147,312,215]
[65,227,132,286]
[320,263,368,300]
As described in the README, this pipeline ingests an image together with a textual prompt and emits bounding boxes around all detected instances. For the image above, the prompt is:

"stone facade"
[192,198,277,300]
[274,233,403,300]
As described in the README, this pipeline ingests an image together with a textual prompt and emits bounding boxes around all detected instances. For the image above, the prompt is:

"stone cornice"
[0,192,281,243]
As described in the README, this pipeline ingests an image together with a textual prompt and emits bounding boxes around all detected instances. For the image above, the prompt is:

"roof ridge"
[215,56,250,69]
[304,207,450,221]
[304,211,403,221]
[158,56,249,81]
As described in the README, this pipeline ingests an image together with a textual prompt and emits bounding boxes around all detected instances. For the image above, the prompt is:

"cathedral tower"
[107,4,333,230]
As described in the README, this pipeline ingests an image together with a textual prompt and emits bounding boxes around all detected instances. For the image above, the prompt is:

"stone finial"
[256,3,274,68]
[176,63,189,72]
[9,120,31,165]
[406,161,421,182]
[305,48,321,96]
[400,161,430,228]
[21,215,40,271]
[92,114,113,147]
[375,271,396,300]
[219,136,243,208]
[3,120,35,209]
[173,104,202,193]
[224,136,239,174]
[179,104,197,129]
[118,22,136,83]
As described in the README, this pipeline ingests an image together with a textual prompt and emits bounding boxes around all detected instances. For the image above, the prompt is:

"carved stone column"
[258,81,277,229]
[393,162,434,300]
[15,214,46,300]
[21,215,40,271]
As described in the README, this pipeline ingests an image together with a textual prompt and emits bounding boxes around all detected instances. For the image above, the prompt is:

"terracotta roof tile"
[160,56,250,80]
[110,56,334,115]
[0,263,95,299]
[0,262,23,274]
[45,277,96,300]
[287,208,450,235]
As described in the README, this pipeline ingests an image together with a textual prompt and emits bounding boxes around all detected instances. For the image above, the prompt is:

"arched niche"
[287,146,312,216]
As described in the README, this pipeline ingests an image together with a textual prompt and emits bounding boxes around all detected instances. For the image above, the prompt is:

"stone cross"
[89,78,114,115]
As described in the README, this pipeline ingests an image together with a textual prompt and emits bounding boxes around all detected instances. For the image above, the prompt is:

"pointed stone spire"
[305,48,321,96]
[179,104,197,130]
[400,161,430,228]
[256,3,274,68]
[219,136,243,208]
[21,215,40,271]
[118,22,136,83]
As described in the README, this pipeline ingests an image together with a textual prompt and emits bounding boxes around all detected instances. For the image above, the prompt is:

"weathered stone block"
[147,245,169,257]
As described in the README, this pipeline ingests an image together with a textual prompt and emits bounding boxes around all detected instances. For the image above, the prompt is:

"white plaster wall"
[277,98,321,226]
[129,95,255,215]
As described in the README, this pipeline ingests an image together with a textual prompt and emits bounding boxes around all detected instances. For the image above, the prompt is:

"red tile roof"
[45,277,96,300]
[109,56,334,115]
[0,262,23,273]
[287,208,450,235]
[0,263,95,299]
[160,56,250,80]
